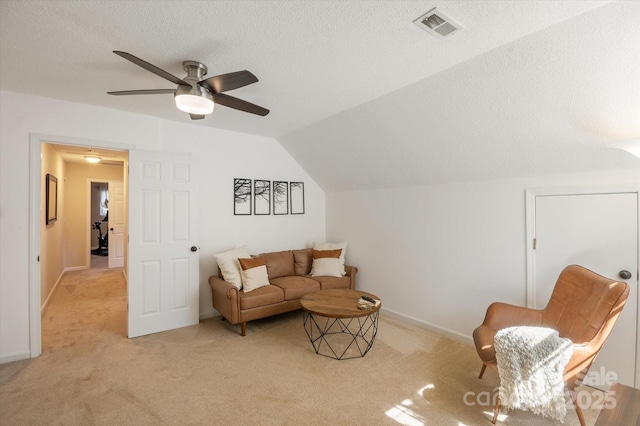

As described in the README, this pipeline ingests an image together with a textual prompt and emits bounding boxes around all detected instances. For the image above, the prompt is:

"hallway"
[41,259,126,352]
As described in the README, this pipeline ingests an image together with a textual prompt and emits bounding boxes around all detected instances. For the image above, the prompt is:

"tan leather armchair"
[473,265,630,426]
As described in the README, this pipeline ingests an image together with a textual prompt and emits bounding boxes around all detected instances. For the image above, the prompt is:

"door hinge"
[533,238,537,250]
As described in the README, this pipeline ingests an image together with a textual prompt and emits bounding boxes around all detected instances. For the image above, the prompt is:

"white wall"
[326,168,640,342]
[40,144,65,308]
[0,90,325,363]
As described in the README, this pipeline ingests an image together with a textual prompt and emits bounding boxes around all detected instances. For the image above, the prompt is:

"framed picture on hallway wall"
[234,178,252,215]
[46,173,58,224]
[273,181,288,215]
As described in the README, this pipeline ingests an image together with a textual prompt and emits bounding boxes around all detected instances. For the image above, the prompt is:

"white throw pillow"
[213,245,251,289]
[311,258,342,277]
[313,241,348,275]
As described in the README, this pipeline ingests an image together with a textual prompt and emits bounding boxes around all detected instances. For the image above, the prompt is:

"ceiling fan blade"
[113,51,191,87]
[213,93,269,116]
[189,114,205,120]
[107,89,176,96]
[200,70,258,93]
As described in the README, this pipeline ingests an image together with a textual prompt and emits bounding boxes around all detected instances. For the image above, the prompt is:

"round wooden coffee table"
[300,289,381,360]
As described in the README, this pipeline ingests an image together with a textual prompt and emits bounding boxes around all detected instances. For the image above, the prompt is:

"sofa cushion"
[214,245,251,289]
[292,248,313,275]
[308,274,351,290]
[262,250,295,279]
[239,256,270,292]
[239,284,285,310]
[311,249,343,277]
[313,241,348,275]
[270,276,320,300]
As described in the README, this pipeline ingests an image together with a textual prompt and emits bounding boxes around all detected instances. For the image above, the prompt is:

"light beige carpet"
[0,266,601,425]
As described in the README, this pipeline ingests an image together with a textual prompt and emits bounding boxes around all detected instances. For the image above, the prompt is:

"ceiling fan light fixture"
[109,52,268,119]
[174,85,214,115]
[85,155,101,163]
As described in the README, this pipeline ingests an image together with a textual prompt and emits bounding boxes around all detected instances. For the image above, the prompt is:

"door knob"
[110,228,114,231]
[190,246,198,252]
[618,270,632,280]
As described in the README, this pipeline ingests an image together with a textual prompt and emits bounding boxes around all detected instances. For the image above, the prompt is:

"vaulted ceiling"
[1,1,638,190]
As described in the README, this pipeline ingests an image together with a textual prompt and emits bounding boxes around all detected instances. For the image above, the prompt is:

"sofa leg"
[240,322,246,336]
[479,363,487,379]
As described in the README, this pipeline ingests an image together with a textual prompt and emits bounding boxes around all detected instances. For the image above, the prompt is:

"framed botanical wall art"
[273,181,288,215]
[290,182,305,215]
[46,173,58,224]
[254,180,271,215]
[234,178,252,215]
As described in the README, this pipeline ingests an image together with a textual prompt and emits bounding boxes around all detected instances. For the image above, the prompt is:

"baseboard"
[381,307,473,346]
[64,266,86,272]
[0,350,31,364]
[199,309,217,321]
[41,270,67,315]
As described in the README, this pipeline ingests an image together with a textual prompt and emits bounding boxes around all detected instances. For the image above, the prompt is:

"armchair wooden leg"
[492,397,501,424]
[240,322,246,336]
[479,363,487,379]
[569,389,586,426]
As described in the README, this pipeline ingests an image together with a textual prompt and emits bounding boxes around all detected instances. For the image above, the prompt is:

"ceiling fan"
[107,51,269,120]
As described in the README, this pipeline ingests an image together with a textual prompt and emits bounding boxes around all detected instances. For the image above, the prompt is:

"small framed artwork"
[254,180,271,215]
[273,181,288,215]
[290,182,305,215]
[46,173,58,224]
[234,178,252,215]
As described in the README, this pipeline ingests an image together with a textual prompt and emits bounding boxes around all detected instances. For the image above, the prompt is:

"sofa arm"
[345,265,358,290]
[208,275,240,324]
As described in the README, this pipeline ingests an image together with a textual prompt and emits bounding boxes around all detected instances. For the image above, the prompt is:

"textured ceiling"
[1,1,638,190]
[280,1,640,190]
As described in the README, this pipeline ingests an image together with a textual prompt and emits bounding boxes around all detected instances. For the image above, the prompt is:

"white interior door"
[128,150,199,338]
[108,181,125,268]
[532,191,638,389]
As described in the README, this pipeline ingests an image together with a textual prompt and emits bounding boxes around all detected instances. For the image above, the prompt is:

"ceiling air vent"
[413,8,462,39]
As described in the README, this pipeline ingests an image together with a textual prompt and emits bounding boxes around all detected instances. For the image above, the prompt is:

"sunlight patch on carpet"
[385,403,424,426]
[484,410,509,422]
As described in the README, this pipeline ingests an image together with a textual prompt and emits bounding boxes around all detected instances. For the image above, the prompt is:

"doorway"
[30,134,201,358]
[29,133,131,358]
[90,181,110,268]
[526,187,640,389]
[88,180,125,270]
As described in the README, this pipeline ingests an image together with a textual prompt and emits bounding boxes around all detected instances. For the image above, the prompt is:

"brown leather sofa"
[209,248,358,336]
[473,264,630,426]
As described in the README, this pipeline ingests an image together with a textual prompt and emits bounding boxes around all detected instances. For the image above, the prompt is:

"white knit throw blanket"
[494,326,573,422]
